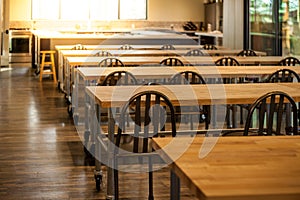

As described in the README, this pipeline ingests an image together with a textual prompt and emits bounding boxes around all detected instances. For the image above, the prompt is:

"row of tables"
[55,44,300,200]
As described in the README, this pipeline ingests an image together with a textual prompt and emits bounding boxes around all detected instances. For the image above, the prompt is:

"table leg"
[170,170,180,200]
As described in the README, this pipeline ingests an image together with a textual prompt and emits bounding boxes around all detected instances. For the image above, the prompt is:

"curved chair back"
[215,57,240,66]
[203,44,217,50]
[169,70,206,85]
[237,49,257,56]
[278,56,300,66]
[161,44,175,50]
[71,44,87,50]
[98,57,125,67]
[244,91,298,136]
[185,48,206,56]
[119,44,133,50]
[266,69,300,83]
[99,71,138,86]
[160,57,184,66]
[114,90,176,199]
[93,50,112,57]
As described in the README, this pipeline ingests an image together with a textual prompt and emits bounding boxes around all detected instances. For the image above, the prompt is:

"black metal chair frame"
[113,90,177,200]
[203,44,217,50]
[98,57,125,67]
[119,44,133,50]
[185,48,206,56]
[222,91,298,136]
[266,68,300,83]
[237,49,257,56]
[160,44,175,50]
[99,70,138,86]
[160,57,184,66]
[169,71,210,130]
[93,50,112,57]
[278,56,300,66]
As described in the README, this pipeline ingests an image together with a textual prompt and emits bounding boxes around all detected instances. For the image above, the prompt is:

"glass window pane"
[32,0,59,20]
[90,0,118,20]
[60,0,89,20]
[119,0,147,20]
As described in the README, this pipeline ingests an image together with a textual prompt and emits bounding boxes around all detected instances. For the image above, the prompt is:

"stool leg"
[50,53,57,83]
[40,53,46,81]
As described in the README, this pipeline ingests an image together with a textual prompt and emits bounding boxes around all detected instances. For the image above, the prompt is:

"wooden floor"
[0,67,197,200]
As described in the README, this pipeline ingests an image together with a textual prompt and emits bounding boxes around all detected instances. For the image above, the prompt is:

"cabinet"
[204,2,223,32]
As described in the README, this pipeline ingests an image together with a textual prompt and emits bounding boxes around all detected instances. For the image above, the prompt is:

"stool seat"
[40,50,57,83]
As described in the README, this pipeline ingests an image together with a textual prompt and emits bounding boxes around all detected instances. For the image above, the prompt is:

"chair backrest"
[99,71,138,86]
[93,50,112,57]
[98,57,125,67]
[215,57,240,66]
[119,44,133,50]
[266,69,300,83]
[203,44,217,50]
[185,48,206,56]
[237,49,257,56]
[244,91,298,136]
[161,44,175,50]
[71,44,87,50]
[278,56,300,66]
[169,70,206,85]
[115,90,177,152]
[160,57,184,66]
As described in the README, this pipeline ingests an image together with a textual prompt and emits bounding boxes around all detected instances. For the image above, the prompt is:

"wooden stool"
[40,50,57,83]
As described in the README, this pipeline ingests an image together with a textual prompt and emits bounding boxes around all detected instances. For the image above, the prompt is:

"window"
[90,0,118,20]
[32,0,59,20]
[32,0,147,20]
[119,0,147,20]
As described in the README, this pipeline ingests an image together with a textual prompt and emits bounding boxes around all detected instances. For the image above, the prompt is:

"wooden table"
[74,66,300,142]
[62,55,298,99]
[55,44,227,51]
[85,83,300,199]
[152,136,300,200]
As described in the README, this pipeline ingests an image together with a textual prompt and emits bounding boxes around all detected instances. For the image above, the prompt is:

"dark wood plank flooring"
[0,67,197,200]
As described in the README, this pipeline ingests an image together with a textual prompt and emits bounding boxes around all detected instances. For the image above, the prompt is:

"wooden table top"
[55,44,227,51]
[85,83,300,108]
[77,66,300,80]
[67,56,295,66]
[152,136,300,200]
[60,49,267,57]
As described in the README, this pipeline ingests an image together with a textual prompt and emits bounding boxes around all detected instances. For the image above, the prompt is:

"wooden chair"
[185,48,206,56]
[169,71,210,130]
[119,44,133,50]
[278,56,300,66]
[71,44,87,50]
[222,91,298,136]
[98,57,125,67]
[113,90,177,200]
[215,57,241,128]
[39,50,57,83]
[203,44,217,50]
[99,71,138,86]
[160,44,175,50]
[93,50,112,57]
[160,57,184,66]
[266,68,300,83]
[237,49,257,56]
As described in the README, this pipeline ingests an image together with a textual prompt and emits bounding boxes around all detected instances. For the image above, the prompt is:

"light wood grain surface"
[67,56,296,66]
[85,83,300,108]
[152,136,300,200]
[77,66,300,80]
[60,49,267,57]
